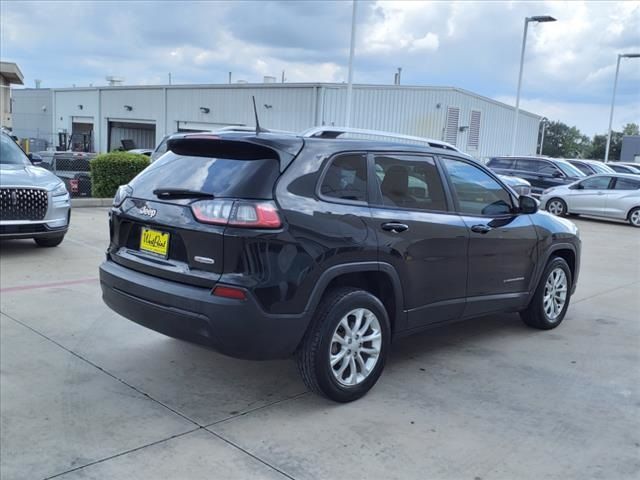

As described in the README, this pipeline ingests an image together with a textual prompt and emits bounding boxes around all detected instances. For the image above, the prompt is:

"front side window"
[579,176,612,190]
[538,162,562,176]
[442,158,513,216]
[320,153,367,202]
[373,154,447,212]
[613,178,640,190]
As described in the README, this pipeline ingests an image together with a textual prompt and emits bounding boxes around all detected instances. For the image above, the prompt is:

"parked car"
[486,156,585,197]
[565,159,615,176]
[540,173,640,227]
[127,148,153,156]
[618,162,640,171]
[100,127,581,402]
[608,163,640,175]
[494,174,532,197]
[0,132,71,246]
[36,151,96,197]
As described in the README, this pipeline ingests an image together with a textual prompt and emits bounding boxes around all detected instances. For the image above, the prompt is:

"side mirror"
[552,171,564,178]
[571,183,584,190]
[519,195,538,214]
[28,153,43,166]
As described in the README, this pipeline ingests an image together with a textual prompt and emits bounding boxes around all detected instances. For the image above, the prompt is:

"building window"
[467,110,481,149]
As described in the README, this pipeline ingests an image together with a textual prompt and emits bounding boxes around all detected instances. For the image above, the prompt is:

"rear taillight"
[191,199,282,229]
[69,179,79,193]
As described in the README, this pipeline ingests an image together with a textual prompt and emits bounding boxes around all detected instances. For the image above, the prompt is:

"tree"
[540,121,590,158]
[586,123,638,160]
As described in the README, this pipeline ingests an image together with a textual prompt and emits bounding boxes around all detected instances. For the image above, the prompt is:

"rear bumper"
[99,259,309,360]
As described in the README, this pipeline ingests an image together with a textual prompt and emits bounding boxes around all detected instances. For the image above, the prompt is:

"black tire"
[34,235,65,247]
[546,198,567,216]
[628,207,640,228]
[521,257,572,330]
[296,287,390,402]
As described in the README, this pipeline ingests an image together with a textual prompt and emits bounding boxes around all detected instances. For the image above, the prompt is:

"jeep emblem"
[139,205,157,218]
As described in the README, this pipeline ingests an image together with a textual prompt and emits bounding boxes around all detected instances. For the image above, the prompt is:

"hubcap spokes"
[631,211,640,226]
[543,268,568,320]
[549,201,563,215]
[330,308,382,386]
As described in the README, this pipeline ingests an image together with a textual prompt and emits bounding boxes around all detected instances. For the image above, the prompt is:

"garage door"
[71,118,94,152]
[108,121,156,151]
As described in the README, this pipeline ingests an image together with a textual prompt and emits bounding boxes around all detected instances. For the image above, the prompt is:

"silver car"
[540,173,640,227]
[0,132,71,246]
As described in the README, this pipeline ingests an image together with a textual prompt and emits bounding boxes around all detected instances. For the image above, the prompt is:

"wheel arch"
[302,262,405,337]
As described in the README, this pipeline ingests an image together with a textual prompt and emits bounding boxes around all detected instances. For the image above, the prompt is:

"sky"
[1,0,639,137]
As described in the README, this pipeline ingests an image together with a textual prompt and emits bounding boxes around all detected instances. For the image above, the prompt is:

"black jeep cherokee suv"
[100,131,581,402]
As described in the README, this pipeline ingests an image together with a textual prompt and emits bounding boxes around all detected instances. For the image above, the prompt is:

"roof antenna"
[252,96,266,135]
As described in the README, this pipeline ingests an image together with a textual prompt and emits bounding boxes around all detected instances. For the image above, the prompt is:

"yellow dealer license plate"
[140,228,169,257]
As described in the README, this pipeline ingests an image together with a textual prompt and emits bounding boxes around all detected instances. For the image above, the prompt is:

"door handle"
[381,222,409,233]
[597,191,604,196]
[471,224,492,234]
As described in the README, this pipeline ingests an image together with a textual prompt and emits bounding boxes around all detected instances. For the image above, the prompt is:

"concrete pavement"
[1,209,638,479]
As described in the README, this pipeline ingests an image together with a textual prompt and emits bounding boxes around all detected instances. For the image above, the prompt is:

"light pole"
[604,53,640,162]
[344,0,358,127]
[538,117,548,155]
[511,15,556,156]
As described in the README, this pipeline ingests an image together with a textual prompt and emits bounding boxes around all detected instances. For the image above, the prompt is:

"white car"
[539,173,640,227]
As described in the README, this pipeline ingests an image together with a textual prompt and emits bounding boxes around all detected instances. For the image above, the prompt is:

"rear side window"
[515,158,540,173]
[320,153,367,202]
[374,154,447,212]
[570,162,592,175]
[487,158,514,169]
[442,158,513,216]
[613,178,640,190]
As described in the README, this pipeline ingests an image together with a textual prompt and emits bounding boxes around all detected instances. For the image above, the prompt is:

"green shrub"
[90,152,150,198]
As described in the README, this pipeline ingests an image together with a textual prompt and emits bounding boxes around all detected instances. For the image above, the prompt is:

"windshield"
[555,159,586,177]
[0,133,30,166]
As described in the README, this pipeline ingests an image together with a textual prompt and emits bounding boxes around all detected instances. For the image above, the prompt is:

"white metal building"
[12,83,541,157]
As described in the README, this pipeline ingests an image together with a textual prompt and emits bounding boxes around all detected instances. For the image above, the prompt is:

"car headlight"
[113,184,133,207]
[51,182,68,197]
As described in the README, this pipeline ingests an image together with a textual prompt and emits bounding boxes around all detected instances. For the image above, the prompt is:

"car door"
[367,153,469,329]
[604,177,640,218]
[567,176,613,215]
[440,157,539,318]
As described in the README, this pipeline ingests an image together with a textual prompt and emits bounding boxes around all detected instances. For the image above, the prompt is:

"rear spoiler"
[166,134,304,171]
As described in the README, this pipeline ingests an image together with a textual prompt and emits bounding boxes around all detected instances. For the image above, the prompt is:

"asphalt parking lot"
[1,208,639,480]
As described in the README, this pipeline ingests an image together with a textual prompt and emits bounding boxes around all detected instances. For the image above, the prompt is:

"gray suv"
[0,132,71,247]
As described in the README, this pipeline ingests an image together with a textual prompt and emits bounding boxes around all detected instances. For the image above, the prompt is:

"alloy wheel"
[630,209,640,227]
[329,308,382,386]
[543,267,568,320]
[547,200,565,216]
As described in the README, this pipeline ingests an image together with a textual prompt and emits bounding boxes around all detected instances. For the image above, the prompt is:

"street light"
[538,117,549,155]
[511,15,557,156]
[604,53,640,162]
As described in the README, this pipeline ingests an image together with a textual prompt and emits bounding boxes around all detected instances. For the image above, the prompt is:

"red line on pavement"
[0,277,99,293]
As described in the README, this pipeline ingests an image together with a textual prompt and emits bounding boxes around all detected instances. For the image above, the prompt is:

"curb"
[71,198,113,208]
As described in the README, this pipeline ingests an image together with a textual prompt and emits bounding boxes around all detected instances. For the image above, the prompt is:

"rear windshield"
[130,151,280,199]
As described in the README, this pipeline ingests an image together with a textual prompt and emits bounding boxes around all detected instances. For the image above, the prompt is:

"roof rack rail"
[300,126,462,153]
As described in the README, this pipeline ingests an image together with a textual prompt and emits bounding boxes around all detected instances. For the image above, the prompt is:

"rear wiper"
[153,188,215,199]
